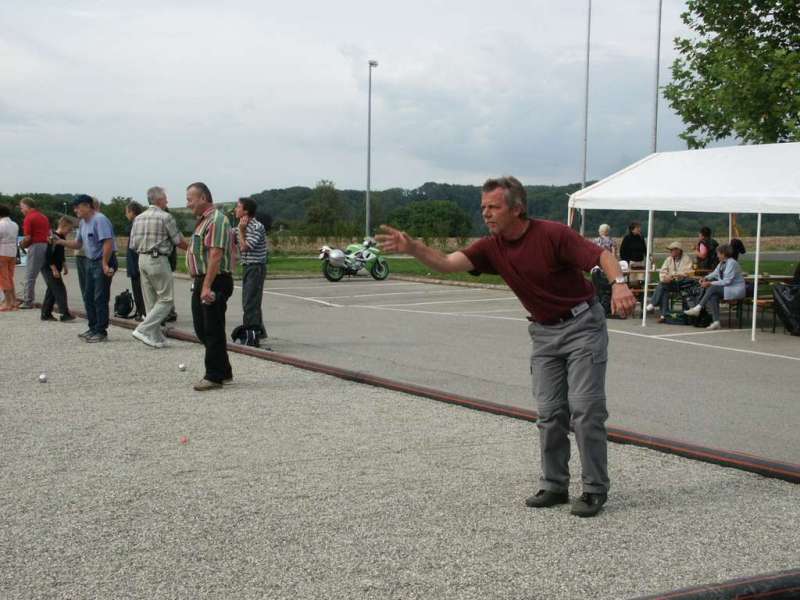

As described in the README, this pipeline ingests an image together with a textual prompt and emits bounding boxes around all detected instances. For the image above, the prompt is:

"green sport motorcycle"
[319,238,390,282]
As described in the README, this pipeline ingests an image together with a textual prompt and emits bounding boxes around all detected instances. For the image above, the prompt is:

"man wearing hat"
[646,241,694,322]
[53,195,117,342]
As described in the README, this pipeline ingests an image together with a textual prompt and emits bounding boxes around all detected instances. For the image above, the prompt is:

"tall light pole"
[642,0,664,327]
[365,59,378,238]
[579,0,592,235]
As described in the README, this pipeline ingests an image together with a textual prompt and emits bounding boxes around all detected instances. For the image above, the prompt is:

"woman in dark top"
[620,222,647,284]
[620,222,647,264]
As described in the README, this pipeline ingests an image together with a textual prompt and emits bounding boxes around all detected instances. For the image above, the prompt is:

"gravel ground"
[1,311,798,600]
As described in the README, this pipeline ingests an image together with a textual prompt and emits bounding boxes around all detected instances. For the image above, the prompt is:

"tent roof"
[569,142,800,214]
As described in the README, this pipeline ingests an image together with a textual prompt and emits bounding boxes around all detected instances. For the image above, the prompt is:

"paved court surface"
[55,270,800,464]
[1,311,799,599]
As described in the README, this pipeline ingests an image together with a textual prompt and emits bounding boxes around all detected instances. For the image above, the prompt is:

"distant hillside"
[248,182,800,238]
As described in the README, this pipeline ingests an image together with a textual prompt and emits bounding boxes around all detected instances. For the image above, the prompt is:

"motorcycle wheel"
[370,258,390,280]
[322,260,345,282]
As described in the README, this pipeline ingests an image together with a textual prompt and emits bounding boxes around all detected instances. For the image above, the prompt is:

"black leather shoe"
[570,492,607,517]
[60,314,76,322]
[525,489,569,508]
[40,314,57,321]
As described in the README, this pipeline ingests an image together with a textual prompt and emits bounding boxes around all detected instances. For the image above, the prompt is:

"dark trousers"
[40,267,70,317]
[84,256,116,335]
[75,256,88,299]
[241,262,266,335]
[191,274,234,383]
[131,276,146,317]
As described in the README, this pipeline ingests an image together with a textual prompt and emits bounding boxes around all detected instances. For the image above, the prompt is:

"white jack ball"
[38,373,48,383]
[178,364,186,372]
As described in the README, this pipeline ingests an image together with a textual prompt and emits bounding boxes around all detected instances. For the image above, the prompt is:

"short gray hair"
[598,223,610,236]
[481,176,527,216]
[147,186,166,205]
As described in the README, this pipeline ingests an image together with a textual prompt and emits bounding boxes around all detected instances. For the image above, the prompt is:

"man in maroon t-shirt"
[18,197,52,309]
[378,176,635,518]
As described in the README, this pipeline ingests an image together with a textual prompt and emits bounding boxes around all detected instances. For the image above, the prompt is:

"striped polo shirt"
[186,206,232,277]
[233,219,267,265]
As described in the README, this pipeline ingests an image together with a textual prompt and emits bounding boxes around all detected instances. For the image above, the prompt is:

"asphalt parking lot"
[55,272,800,465]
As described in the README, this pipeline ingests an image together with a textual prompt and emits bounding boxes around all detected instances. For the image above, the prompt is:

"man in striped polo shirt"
[233,196,268,345]
[185,182,234,391]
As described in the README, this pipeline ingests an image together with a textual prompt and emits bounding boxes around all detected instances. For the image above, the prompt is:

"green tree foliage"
[664,0,800,148]
[303,180,354,237]
[387,200,473,238]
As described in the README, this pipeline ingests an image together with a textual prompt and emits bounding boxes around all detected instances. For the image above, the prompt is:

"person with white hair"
[593,224,617,258]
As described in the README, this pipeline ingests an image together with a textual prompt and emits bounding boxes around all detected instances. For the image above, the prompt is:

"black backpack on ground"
[773,283,800,335]
[114,289,134,319]
[678,280,713,327]
[231,325,260,348]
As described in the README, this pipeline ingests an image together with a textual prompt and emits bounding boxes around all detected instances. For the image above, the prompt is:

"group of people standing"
[1,185,269,392]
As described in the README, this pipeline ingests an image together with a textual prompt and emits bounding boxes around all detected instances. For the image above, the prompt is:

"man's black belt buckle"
[150,249,161,258]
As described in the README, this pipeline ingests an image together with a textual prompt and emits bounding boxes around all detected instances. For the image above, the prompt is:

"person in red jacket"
[18,198,52,309]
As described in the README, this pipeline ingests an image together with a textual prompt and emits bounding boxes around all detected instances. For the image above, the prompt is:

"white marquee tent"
[568,142,800,340]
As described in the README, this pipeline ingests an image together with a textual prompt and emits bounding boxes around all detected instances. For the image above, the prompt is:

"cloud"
[0,0,695,202]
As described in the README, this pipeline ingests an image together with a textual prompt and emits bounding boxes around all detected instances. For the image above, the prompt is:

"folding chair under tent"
[568,142,800,341]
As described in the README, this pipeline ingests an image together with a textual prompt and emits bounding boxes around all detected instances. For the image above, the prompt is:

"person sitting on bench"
[684,244,745,330]
[646,241,693,322]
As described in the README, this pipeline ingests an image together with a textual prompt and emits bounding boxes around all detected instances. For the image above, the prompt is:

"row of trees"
[4,181,800,240]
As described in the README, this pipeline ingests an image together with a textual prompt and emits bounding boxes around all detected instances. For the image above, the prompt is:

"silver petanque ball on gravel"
[38,373,47,383]
[178,364,186,372]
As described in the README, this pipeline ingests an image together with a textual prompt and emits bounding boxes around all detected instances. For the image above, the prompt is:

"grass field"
[263,256,797,282]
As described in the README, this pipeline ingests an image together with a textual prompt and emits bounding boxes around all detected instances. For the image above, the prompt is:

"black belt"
[139,250,171,257]
[536,297,597,326]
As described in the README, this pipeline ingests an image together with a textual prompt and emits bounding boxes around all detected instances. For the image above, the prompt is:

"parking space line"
[357,296,518,308]
[458,307,525,315]
[262,289,342,307]
[264,281,423,292]
[356,303,800,362]
[308,288,483,300]
[654,329,744,338]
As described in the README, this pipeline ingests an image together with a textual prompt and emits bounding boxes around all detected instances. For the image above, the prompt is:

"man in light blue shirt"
[54,195,117,342]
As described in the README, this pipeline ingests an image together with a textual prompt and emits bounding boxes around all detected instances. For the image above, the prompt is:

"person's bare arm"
[376,225,474,273]
[238,217,251,251]
[201,248,223,303]
[101,239,114,275]
[598,250,636,317]
[55,237,81,250]
[19,235,32,250]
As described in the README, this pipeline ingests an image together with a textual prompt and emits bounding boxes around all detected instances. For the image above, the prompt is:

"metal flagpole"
[641,0,663,327]
[751,213,762,342]
[579,0,592,233]
[365,60,378,238]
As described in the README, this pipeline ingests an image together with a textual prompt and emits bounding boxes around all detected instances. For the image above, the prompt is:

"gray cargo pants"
[22,242,48,304]
[529,302,610,494]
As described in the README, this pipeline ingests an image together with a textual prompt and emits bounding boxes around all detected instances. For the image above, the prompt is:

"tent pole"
[580,209,585,236]
[728,213,733,241]
[751,213,762,342]
[641,209,654,326]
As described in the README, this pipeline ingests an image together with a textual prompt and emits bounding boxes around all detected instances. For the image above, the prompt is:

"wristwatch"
[611,276,626,286]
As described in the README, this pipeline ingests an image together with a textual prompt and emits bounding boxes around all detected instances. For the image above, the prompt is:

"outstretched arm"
[376,225,474,273]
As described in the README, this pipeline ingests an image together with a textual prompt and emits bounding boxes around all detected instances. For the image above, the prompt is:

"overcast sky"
[1,0,697,205]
